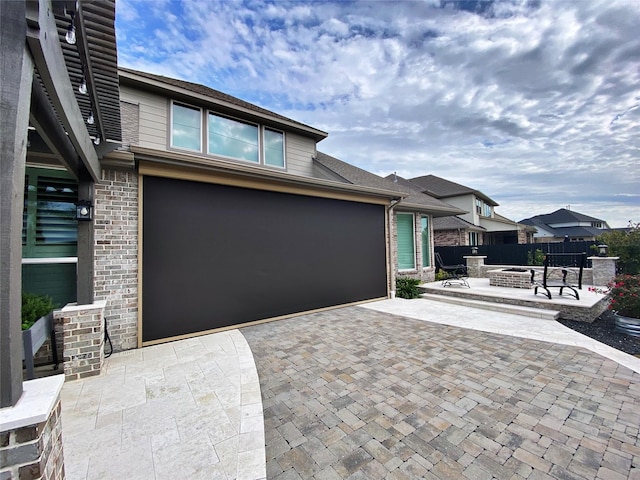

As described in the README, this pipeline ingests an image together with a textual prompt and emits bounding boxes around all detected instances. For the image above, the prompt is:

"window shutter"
[397,214,415,270]
[36,177,77,245]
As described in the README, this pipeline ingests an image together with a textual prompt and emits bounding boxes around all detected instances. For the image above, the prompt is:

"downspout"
[387,198,402,298]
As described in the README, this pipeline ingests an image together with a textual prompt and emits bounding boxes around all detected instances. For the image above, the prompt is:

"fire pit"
[488,268,532,289]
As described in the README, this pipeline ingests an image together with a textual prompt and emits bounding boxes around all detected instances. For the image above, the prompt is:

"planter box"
[614,312,640,338]
[22,311,59,379]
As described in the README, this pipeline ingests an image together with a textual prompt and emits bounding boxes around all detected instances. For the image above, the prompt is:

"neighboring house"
[313,153,464,284]
[396,174,534,245]
[432,216,486,247]
[520,208,611,243]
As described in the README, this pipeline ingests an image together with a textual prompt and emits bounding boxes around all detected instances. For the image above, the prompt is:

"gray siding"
[119,85,167,150]
[285,132,316,177]
[119,84,318,178]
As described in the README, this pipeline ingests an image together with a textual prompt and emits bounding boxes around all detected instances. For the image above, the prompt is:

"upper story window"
[171,103,201,151]
[208,113,259,163]
[483,203,492,217]
[170,101,285,169]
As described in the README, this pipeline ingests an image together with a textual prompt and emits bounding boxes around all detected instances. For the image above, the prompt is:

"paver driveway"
[242,306,640,480]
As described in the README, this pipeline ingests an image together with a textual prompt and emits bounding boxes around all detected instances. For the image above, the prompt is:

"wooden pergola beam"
[25,0,101,181]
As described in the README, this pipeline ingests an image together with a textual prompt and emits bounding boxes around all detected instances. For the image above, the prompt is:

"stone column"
[0,376,65,480]
[589,257,619,287]
[464,255,487,278]
[60,300,107,381]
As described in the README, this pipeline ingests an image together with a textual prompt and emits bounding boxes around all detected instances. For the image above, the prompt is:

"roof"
[520,209,610,238]
[433,216,486,231]
[520,208,608,226]
[314,153,465,217]
[119,68,327,142]
[407,174,499,206]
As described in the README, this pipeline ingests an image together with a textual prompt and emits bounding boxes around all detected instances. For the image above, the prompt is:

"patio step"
[420,293,560,320]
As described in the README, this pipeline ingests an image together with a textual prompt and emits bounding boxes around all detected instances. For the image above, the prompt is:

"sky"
[116,0,639,227]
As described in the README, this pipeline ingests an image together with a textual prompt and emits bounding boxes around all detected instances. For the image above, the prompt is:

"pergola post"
[0,1,33,408]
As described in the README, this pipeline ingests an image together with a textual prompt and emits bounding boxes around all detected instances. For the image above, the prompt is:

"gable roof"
[520,208,607,226]
[520,208,610,238]
[118,67,328,141]
[314,153,464,217]
[407,174,499,206]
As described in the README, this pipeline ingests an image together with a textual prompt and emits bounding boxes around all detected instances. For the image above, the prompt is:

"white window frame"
[170,101,202,153]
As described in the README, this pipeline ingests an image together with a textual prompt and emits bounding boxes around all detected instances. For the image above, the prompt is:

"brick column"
[59,300,106,381]
[464,255,486,278]
[589,257,619,287]
[0,376,65,480]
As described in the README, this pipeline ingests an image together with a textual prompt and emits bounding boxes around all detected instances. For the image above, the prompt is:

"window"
[421,216,430,267]
[469,231,478,246]
[208,113,259,162]
[171,103,201,151]
[23,168,78,258]
[171,101,286,169]
[397,213,415,270]
[475,199,482,215]
[483,203,492,217]
[264,128,284,167]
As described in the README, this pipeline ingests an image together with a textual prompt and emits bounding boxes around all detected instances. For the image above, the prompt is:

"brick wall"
[58,302,105,381]
[0,399,64,480]
[94,169,138,351]
[434,229,467,246]
[392,211,436,287]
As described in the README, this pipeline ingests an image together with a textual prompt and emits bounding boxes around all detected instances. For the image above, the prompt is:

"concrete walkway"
[60,297,640,479]
[242,301,640,479]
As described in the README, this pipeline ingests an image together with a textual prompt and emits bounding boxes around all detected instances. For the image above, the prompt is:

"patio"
[58,297,640,479]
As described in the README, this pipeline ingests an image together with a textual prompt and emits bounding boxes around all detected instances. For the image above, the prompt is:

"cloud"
[116,0,640,227]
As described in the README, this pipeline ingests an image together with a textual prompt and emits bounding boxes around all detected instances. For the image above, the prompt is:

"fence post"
[589,256,619,287]
[464,255,487,278]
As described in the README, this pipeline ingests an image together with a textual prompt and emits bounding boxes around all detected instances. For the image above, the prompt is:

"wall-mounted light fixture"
[86,111,94,125]
[598,244,608,257]
[471,246,478,255]
[76,200,93,221]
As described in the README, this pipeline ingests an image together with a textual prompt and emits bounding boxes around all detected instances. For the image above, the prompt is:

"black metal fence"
[436,241,598,268]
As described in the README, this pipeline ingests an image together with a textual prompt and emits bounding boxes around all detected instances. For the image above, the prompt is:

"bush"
[597,221,640,274]
[527,249,545,266]
[608,274,640,318]
[434,271,449,281]
[396,277,422,299]
[22,293,56,330]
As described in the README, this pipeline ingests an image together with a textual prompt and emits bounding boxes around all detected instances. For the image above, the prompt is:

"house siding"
[119,84,317,178]
[120,85,167,151]
[94,169,139,351]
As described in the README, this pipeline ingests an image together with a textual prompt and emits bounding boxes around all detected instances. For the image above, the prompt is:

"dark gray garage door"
[142,175,387,343]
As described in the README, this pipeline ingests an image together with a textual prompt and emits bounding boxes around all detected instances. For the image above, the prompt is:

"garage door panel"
[142,175,387,343]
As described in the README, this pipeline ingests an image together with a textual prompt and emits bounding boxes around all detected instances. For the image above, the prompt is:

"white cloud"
[116,0,640,227]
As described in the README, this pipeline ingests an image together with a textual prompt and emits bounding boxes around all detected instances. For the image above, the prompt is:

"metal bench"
[435,252,469,288]
[531,253,585,300]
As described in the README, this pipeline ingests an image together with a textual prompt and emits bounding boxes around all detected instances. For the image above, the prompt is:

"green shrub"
[434,271,449,281]
[597,221,640,274]
[395,277,421,299]
[21,293,56,330]
[527,249,545,266]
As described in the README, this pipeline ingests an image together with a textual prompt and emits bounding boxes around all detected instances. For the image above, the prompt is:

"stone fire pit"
[488,268,532,289]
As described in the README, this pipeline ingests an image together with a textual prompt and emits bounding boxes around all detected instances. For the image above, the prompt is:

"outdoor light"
[76,200,93,221]
[598,244,608,257]
[86,112,94,125]
[93,135,101,146]
[471,246,478,255]
[65,13,76,44]
[78,78,87,95]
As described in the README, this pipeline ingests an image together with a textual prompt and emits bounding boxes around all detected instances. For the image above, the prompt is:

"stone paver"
[242,306,640,479]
